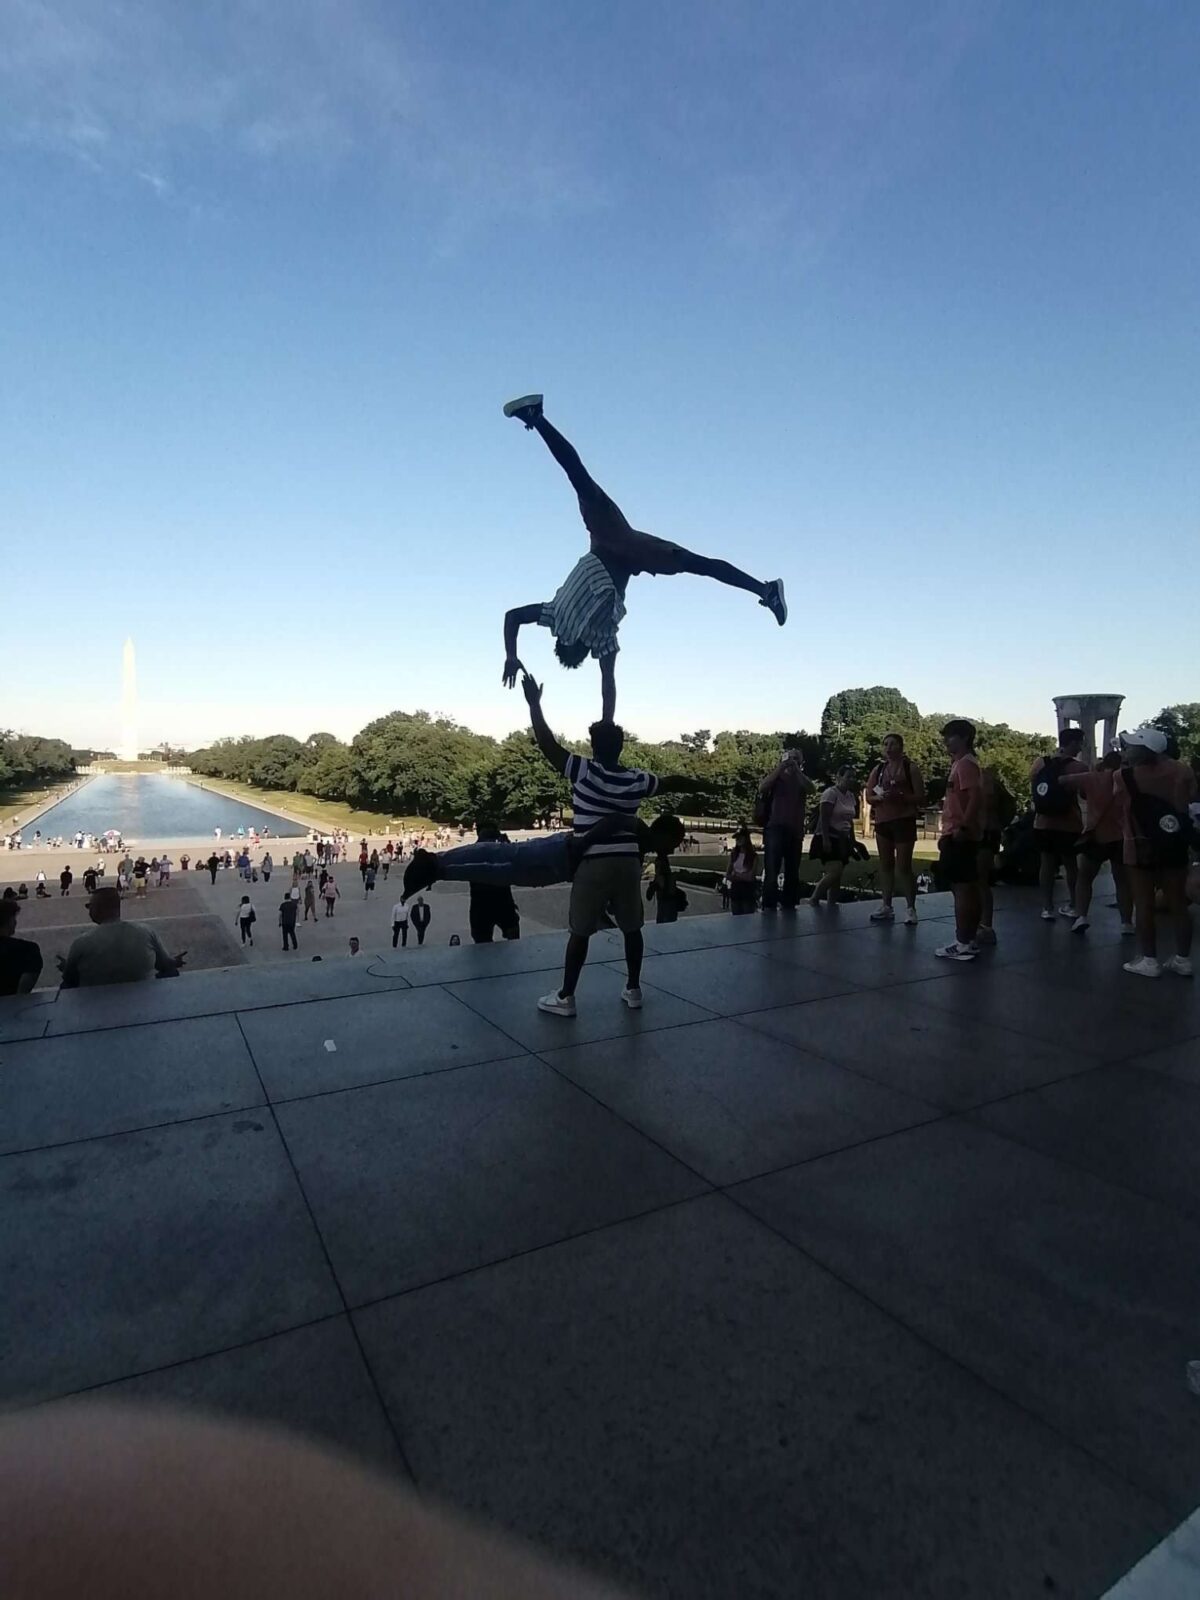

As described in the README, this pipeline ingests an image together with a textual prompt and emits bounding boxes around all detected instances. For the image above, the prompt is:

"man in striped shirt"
[522,672,705,1017]
[502,395,787,721]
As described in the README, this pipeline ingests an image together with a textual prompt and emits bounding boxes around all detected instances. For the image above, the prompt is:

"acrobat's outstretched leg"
[504,395,630,540]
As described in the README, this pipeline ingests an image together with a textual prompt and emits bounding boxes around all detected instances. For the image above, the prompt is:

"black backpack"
[1121,769,1196,847]
[1032,757,1073,817]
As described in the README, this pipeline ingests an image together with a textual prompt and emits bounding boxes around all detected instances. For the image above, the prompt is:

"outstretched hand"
[521,672,543,708]
[502,656,522,690]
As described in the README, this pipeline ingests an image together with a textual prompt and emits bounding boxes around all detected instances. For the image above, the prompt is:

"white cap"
[1119,724,1168,755]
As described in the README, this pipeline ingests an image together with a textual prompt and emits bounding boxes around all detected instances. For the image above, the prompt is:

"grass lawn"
[189,777,431,836]
[1,783,68,825]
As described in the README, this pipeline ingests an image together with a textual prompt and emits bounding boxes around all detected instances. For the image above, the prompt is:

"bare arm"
[521,673,569,771]
[599,653,617,722]
[502,605,542,689]
[819,799,835,843]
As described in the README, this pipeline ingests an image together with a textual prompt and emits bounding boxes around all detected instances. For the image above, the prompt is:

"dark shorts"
[979,830,1001,856]
[587,520,688,583]
[874,816,917,846]
[1076,836,1123,866]
[1129,839,1191,873]
[809,833,853,865]
[939,835,980,884]
[1036,829,1081,859]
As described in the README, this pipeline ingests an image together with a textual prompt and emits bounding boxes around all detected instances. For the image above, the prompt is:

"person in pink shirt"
[866,732,926,926]
[1056,749,1133,935]
[935,719,984,961]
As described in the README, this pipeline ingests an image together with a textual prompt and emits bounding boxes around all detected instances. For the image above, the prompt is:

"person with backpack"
[865,733,926,926]
[1114,725,1195,978]
[1030,727,1086,921]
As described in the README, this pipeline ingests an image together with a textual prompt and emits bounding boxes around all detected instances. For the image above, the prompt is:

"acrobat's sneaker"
[761,578,787,626]
[503,394,544,427]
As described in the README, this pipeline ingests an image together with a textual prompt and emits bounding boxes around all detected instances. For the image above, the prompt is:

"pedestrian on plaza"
[364,863,377,898]
[158,856,172,887]
[83,866,98,895]
[467,825,521,943]
[1115,724,1196,978]
[1031,727,1087,922]
[279,892,299,952]
[35,869,47,897]
[59,865,73,897]
[180,853,190,873]
[866,734,925,925]
[358,847,369,884]
[381,853,391,880]
[303,878,318,921]
[261,851,272,883]
[410,896,431,946]
[757,747,813,911]
[133,859,149,898]
[808,768,858,907]
[207,852,219,885]
[726,827,759,915]
[391,897,409,948]
[1054,748,1134,936]
[235,895,256,946]
[323,874,339,917]
[935,720,985,961]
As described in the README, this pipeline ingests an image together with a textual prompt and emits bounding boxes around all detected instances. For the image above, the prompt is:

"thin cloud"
[0,0,601,227]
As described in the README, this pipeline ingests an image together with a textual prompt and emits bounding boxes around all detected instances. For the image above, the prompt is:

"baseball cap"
[1119,724,1168,755]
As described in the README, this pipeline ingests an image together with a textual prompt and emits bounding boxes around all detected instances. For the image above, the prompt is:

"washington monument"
[119,637,138,762]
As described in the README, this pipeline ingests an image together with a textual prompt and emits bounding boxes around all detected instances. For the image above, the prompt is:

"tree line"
[185,691,1198,827]
[0,731,76,791]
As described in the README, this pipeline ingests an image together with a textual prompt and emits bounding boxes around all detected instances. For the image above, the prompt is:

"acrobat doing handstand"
[501,395,787,720]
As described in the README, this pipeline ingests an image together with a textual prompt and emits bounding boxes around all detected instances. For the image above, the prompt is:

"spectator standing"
[391,898,409,948]
[808,768,858,907]
[59,865,73,897]
[866,734,925,925]
[0,898,43,995]
[364,863,378,899]
[82,866,98,895]
[1115,725,1196,978]
[207,852,220,885]
[235,895,256,946]
[133,859,149,898]
[757,748,813,911]
[59,888,185,986]
[1030,727,1086,921]
[646,835,686,923]
[279,892,299,952]
[935,720,984,961]
[975,764,1016,946]
[261,851,273,883]
[303,878,318,921]
[411,897,432,946]
[1056,749,1134,935]
[323,874,340,917]
[726,827,759,915]
[158,856,172,887]
[468,825,521,943]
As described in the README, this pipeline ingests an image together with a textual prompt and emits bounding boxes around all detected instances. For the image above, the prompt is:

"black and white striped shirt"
[564,755,659,858]
[538,553,625,660]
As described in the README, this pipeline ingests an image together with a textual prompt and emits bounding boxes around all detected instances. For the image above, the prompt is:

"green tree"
[1150,704,1200,763]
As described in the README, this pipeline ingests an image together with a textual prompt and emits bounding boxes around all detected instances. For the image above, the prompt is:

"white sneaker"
[904,907,919,926]
[537,990,577,1016]
[934,942,977,962]
[870,905,895,922]
[503,393,544,427]
[1040,909,1056,922]
[1058,904,1076,919]
[1071,916,1089,934]
[1122,957,1162,979]
[1165,956,1194,978]
[621,986,644,1009]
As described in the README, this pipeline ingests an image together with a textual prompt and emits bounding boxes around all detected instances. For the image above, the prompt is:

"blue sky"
[2,0,1197,751]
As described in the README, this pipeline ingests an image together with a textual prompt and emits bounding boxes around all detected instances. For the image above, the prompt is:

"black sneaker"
[401,849,439,902]
[761,578,787,626]
[503,393,544,428]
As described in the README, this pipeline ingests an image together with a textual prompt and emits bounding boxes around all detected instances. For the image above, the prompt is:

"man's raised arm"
[503,605,543,689]
[521,673,569,771]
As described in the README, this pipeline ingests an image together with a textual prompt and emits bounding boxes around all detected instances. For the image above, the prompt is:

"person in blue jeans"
[401,813,685,902]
